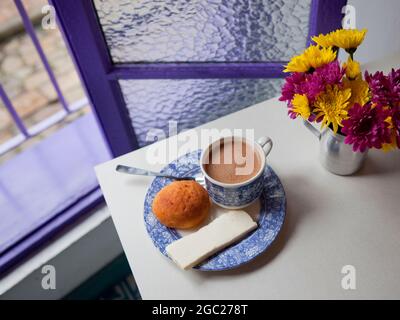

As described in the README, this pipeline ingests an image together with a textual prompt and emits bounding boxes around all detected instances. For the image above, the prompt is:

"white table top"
[95,59,400,300]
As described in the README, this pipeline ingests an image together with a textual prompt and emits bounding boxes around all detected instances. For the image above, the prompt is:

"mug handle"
[257,136,273,158]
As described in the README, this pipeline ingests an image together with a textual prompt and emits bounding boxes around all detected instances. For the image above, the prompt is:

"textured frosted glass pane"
[94,0,311,63]
[119,79,283,146]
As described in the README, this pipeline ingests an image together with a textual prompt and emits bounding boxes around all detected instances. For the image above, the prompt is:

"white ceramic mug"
[200,136,273,209]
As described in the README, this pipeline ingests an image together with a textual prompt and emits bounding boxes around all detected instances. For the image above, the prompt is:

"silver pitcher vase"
[303,120,368,175]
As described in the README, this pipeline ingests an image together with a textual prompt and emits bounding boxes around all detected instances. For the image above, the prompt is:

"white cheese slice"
[166,210,257,270]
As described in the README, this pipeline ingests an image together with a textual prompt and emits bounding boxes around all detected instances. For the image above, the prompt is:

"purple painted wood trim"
[51,0,139,157]
[0,112,110,275]
[0,188,104,276]
[14,0,70,114]
[52,0,346,155]
[307,0,348,45]
[0,135,26,156]
[0,83,29,137]
[108,62,285,79]
[0,103,86,157]
[47,0,114,159]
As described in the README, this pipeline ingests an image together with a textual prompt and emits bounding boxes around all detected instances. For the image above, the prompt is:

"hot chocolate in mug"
[200,136,273,209]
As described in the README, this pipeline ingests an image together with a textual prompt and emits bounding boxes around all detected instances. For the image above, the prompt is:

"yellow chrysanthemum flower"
[291,94,311,120]
[330,28,367,53]
[382,117,398,151]
[284,45,336,73]
[381,133,398,151]
[382,140,397,152]
[312,33,335,48]
[343,57,361,79]
[314,85,351,133]
[343,78,370,107]
[385,115,393,127]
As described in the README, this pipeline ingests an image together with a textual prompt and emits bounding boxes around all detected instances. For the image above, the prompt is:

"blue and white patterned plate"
[143,150,286,271]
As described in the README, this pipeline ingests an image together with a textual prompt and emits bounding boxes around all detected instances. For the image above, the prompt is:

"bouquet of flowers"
[280,28,400,152]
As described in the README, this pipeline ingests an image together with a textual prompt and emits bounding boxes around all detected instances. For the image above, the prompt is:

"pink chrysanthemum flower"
[304,60,345,102]
[280,61,345,103]
[279,72,307,103]
[342,103,392,152]
[365,68,400,108]
[391,106,400,148]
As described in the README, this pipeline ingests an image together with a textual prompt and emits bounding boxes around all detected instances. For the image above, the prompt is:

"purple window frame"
[52,0,347,157]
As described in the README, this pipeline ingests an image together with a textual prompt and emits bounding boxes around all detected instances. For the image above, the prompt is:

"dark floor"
[98,274,141,300]
[65,254,141,300]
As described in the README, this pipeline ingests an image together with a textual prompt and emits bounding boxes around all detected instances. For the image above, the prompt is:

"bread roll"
[152,180,210,229]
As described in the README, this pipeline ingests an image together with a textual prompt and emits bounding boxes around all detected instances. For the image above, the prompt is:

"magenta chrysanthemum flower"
[279,72,307,102]
[303,60,345,102]
[303,60,345,103]
[391,106,400,148]
[365,68,400,108]
[287,107,297,119]
[280,61,345,105]
[342,103,392,152]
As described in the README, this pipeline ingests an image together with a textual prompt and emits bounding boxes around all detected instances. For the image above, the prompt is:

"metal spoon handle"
[115,165,194,180]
